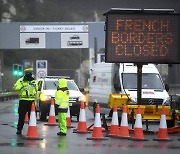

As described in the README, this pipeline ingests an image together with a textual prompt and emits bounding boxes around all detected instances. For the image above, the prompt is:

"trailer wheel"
[166,120,175,128]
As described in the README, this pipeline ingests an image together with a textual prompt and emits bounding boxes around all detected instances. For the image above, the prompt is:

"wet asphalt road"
[0,99,179,154]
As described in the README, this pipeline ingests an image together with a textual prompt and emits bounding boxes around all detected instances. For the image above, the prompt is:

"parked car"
[36,76,85,121]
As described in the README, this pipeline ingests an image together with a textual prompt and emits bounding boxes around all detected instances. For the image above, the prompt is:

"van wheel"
[39,105,47,121]
[39,110,47,121]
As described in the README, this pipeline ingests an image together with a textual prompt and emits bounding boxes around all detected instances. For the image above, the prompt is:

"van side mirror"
[114,84,121,92]
[165,84,169,92]
[79,88,84,93]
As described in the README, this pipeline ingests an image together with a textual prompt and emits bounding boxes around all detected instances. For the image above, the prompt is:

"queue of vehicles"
[32,62,179,128]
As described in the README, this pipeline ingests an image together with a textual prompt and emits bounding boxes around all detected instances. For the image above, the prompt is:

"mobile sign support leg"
[137,64,143,105]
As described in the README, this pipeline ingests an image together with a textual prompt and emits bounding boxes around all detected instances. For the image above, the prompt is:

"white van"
[89,63,170,115]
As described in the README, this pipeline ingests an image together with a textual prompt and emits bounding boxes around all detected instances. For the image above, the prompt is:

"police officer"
[13,68,37,135]
[55,78,69,136]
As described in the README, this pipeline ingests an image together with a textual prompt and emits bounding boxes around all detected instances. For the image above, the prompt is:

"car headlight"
[40,93,51,101]
[162,97,170,105]
[78,95,86,103]
[130,97,137,104]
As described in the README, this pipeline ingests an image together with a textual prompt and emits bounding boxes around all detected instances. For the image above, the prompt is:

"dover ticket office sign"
[104,9,180,64]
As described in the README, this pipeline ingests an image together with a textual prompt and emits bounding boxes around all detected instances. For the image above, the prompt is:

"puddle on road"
[0,142,25,147]
[0,141,179,149]
[76,141,180,150]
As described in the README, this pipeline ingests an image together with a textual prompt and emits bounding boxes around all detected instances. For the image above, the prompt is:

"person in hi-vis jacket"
[55,78,69,136]
[13,68,37,135]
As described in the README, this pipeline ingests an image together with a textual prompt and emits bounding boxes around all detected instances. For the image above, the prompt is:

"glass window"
[44,80,58,90]
[122,73,164,90]
[43,80,79,91]
[67,80,78,91]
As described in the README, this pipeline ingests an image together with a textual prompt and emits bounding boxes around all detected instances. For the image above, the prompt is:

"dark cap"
[24,68,33,74]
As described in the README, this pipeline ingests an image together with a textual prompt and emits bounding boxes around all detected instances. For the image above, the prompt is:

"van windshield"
[122,73,164,90]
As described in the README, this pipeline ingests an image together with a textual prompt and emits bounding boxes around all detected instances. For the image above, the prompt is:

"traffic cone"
[24,112,29,123]
[131,105,148,141]
[154,106,172,141]
[119,104,130,139]
[108,104,120,137]
[66,106,74,128]
[73,101,90,133]
[87,104,108,140]
[25,103,43,140]
[44,98,58,126]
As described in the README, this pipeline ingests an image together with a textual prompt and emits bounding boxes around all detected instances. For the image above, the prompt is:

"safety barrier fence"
[0,92,19,101]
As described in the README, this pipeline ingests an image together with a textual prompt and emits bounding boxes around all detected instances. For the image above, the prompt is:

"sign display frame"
[104,9,180,64]
[36,60,48,80]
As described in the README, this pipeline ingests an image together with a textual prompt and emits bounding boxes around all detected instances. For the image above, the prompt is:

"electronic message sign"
[104,9,180,64]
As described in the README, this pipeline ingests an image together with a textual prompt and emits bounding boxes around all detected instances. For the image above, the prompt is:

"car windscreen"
[44,80,58,90]
[44,80,79,91]
[122,73,164,90]
[67,80,79,91]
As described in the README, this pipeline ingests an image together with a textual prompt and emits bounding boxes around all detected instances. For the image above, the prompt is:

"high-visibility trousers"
[58,112,67,134]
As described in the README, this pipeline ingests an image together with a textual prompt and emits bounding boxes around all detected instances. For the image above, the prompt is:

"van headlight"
[130,97,137,104]
[40,93,51,102]
[162,97,170,105]
[78,95,86,103]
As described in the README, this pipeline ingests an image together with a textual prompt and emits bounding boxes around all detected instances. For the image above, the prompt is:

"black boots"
[16,130,22,135]
[57,132,66,136]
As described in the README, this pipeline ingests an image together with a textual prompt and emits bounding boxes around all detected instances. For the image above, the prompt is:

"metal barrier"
[0,92,19,101]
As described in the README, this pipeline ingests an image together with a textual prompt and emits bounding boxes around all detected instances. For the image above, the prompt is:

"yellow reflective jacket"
[13,77,38,101]
[55,78,69,108]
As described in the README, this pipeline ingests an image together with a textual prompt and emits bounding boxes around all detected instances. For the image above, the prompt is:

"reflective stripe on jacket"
[55,90,69,108]
[13,77,37,101]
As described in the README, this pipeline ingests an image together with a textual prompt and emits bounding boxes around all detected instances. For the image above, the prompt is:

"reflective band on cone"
[87,104,108,140]
[119,105,130,139]
[154,106,172,142]
[131,105,148,141]
[108,104,119,137]
[45,99,58,126]
[25,103,43,140]
[73,101,90,133]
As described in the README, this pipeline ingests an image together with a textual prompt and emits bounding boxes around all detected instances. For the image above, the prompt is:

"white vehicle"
[89,63,170,116]
[36,76,85,121]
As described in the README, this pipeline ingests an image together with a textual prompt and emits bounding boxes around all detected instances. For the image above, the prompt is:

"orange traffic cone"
[108,104,120,137]
[25,103,43,140]
[87,104,108,140]
[73,101,90,133]
[131,105,148,141]
[66,106,74,128]
[119,104,130,139]
[45,99,58,126]
[24,112,29,123]
[154,106,172,141]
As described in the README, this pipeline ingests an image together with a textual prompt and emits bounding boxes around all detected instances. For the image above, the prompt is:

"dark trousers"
[17,100,33,131]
